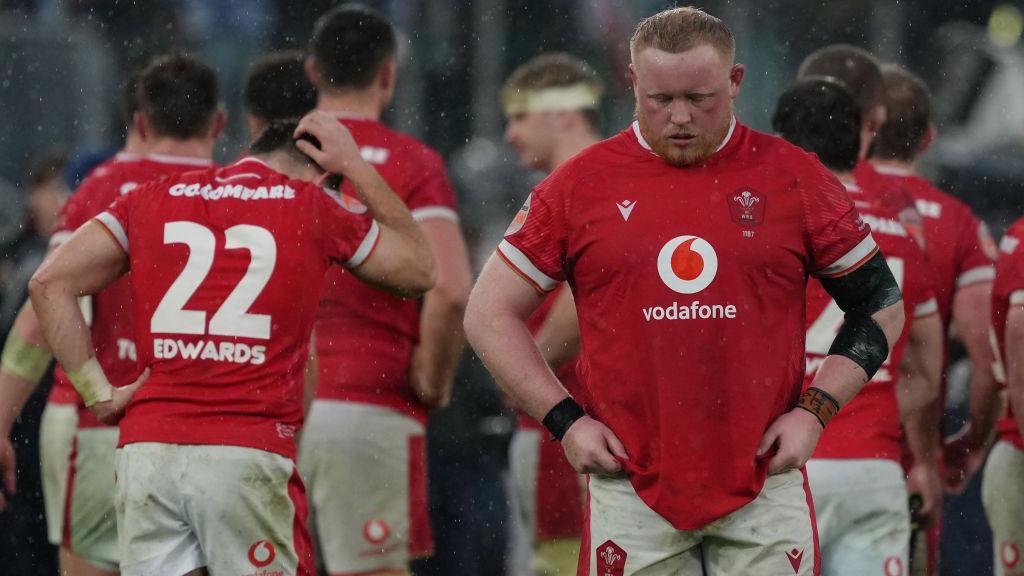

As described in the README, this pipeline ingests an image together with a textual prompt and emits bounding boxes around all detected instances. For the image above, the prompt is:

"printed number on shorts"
[151,222,276,339]
[806,257,905,357]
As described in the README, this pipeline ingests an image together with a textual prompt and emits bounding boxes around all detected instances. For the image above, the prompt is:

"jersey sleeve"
[92,189,133,255]
[314,185,380,268]
[799,161,877,278]
[497,174,571,293]
[953,205,997,288]
[997,227,1024,305]
[406,147,460,223]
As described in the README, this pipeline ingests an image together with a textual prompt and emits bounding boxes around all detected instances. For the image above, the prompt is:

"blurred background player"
[0,54,222,576]
[243,49,317,140]
[31,113,436,576]
[0,67,145,562]
[300,5,473,575]
[773,76,943,576]
[985,215,1024,576]
[797,45,945,575]
[500,52,601,576]
[468,7,905,575]
[866,66,1000,496]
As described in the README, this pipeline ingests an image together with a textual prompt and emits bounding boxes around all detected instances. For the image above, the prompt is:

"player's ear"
[920,123,936,154]
[305,55,320,87]
[209,108,228,141]
[729,63,745,98]
[378,58,397,93]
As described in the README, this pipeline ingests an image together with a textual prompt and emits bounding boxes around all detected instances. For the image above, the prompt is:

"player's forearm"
[415,292,466,404]
[896,315,943,421]
[1007,314,1024,437]
[906,397,942,464]
[27,276,94,375]
[956,282,1001,445]
[535,287,581,368]
[0,372,37,435]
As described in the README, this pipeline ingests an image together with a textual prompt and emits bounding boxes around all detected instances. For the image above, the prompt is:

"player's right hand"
[942,425,987,494]
[0,435,16,511]
[90,368,148,425]
[561,416,628,476]
[293,111,364,177]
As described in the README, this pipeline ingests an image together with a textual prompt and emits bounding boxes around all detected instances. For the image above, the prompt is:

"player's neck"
[870,158,917,175]
[144,137,214,161]
[316,90,384,121]
[550,130,600,171]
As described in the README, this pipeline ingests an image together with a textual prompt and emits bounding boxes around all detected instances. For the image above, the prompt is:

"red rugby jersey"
[50,153,215,426]
[95,157,378,458]
[991,218,1024,450]
[867,163,996,327]
[500,119,875,529]
[805,180,937,462]
[314,115,458,421]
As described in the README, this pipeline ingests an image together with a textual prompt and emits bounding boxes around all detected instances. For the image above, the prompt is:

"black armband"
[542,397,586,441]
[820,251,902,316]
[819,251,900,379]
[828,312,889,379]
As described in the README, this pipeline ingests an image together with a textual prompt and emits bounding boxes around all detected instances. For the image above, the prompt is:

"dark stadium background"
[0,1,1020,574]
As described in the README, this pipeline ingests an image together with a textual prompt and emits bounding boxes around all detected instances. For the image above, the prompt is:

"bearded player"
[300,5,473,575]
[466,7,905,575]
[774,77,943,576]
[501,52,602,576]
[0,55,222,576]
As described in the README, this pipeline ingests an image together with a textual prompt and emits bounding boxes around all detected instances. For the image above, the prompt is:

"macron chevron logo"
[616,200,636,221]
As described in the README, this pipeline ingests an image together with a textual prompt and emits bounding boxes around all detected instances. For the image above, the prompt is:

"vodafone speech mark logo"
[248,540,276,568]
[1003,541,1021,569]
[657,235,718,294]
[363,518,391,545]
[883,556,903,576]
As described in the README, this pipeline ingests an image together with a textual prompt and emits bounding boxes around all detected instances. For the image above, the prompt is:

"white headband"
[503,83,601,116]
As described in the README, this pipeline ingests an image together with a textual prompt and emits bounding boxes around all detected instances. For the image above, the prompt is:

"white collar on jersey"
[631,115,737,156]
[114,152,213,167]
[871,163,916,177]
[232,156,272,169]
[841,181,861,192]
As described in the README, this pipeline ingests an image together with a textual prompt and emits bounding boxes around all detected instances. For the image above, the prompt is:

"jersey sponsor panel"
[96,157,376,458]
[501,120,871,529]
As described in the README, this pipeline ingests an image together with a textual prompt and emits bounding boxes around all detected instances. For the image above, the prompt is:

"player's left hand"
[90,368,148,425]
[0,435,16,511]
[907,461,943,526]
[942,425,987,494]
[757,408,822,475]
[293,111,364,177]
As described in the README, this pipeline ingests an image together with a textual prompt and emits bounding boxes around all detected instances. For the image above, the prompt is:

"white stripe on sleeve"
[497,240,557,292]
[94,212,129,253]
[345,220,380,268]
[956,266,996,288]
[818,235,878,277]
[411,206,460,223]
[914,298,939,318]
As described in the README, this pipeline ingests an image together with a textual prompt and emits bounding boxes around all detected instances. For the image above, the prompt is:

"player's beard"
[635,103,731,167]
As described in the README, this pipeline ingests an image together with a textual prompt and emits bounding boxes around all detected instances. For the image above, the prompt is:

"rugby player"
[985,217,1024,576]
[29,111,435,576]
[0,55,221,576]
[301,5,472,574]
[501,52,602,576]
[774,76,943,576]
[466,7,904,575]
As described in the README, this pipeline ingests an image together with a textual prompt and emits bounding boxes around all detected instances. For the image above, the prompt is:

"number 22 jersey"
[94,157,378,459]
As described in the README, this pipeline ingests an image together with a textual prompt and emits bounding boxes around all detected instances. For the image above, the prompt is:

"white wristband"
[66,357,114,407]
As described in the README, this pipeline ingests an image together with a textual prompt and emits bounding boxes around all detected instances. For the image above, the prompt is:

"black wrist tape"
[542,397,585,441]
[828,312,889,379]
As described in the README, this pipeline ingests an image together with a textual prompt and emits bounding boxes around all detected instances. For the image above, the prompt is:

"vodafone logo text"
[644,235,736,322]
